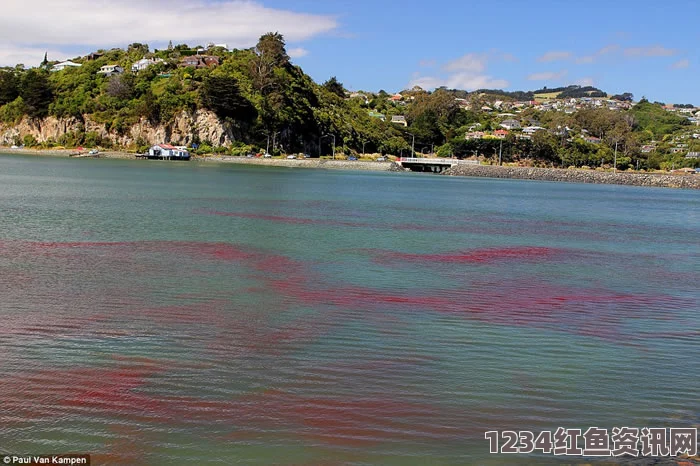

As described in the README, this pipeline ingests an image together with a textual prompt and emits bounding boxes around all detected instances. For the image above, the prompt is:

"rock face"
[0,110,233,148]
[443,164,700,190]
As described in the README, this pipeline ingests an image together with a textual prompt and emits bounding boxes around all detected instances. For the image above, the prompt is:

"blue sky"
[2,0,698,103]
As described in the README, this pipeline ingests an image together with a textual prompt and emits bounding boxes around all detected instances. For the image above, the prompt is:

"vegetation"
[0,34,697,170]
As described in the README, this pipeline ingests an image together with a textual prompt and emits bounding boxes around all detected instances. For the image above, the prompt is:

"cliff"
[0,109,233,148]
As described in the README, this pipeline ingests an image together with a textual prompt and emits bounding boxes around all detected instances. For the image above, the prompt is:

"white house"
[131,57,164,72]
[391,115,407,127]
[98,64,124,76]
[148,144,190,160]
[522,126,545,135]
[51,61,82,72]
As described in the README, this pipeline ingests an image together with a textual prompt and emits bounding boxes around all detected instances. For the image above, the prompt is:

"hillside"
[0,35,698,170]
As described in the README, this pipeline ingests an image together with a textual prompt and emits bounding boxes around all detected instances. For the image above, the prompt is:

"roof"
[157,144,176,149]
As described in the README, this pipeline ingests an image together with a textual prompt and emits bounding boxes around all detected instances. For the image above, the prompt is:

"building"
[493,129,509,139]
[583,136,602,144]
[522,126,544,135]
[51,61,82,72]
[500,119,521,130]
[98,65,124,76]
[131,57,164,72]
[179,55,220,69]
[465,131,485,140]
[368,111,386,122]
[391,115,407,127]
[686,152,700,159]
[148,144,190,160]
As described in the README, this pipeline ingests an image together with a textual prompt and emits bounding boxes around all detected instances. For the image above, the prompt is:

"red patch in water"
[374,246,567,265]
[202,209,369,228]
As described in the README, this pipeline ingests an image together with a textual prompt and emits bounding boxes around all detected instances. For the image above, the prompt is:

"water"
[1,154,698,465]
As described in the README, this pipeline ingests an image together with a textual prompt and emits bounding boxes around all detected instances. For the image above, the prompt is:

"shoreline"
[2,147,698,189]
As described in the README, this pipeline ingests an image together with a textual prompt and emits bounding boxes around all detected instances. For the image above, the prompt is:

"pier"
[397,157,480,173]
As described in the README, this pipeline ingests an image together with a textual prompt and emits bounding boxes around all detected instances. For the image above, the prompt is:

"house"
[51,61,82,72]
[500,119,521,130]
[368,111,386,122]
[389,93,402,102]
[522,126,544,135]
[179,55,220,69]
[493,129,509,139]
[641,144,656,153]
[391,115,407,127]
[98,64,124,76]
[148,144,190,160]
[686,152,700,159]
[131,57,164,72]
[465,131,485,140]
[584,136,602,144]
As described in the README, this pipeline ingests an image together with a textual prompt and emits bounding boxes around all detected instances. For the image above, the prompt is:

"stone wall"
[443,164,700,189]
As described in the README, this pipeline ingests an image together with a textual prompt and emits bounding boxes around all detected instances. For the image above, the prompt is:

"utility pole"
[499,140,503,166]
[614,140,618,173]
[266,134,270,155]
[411,133,415,158]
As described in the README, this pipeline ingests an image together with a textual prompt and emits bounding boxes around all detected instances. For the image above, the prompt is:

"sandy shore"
[0,147,136,159]
[199,155,395,171]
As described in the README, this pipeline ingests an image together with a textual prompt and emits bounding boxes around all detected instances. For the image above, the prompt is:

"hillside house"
[179,55,220,69]
[465,131,485,140]
[686,152,700,158]
[493,129,509,139]
[368,111,386,122]
[132,57,164,72]
[500,119,521,130]
[51,61,82,72]
[391,115,407,127]
[98,65,124,76]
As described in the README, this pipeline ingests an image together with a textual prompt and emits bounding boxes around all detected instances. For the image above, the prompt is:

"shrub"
[23,134,39,147]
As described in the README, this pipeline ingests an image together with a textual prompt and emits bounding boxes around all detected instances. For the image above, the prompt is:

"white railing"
[398,158,480,165]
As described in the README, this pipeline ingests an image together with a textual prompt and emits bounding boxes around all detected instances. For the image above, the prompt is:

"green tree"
[0,70,20,105]
[200,75,257,122]
[20,69,53,118]
[323,76,345,98]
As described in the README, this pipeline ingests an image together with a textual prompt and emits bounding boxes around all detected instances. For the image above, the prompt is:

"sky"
[1,0,698,104]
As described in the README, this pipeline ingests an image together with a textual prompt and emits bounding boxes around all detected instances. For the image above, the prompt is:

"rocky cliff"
[0,110,233,148]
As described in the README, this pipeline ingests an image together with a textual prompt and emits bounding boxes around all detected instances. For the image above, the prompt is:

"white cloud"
[624,45,677,57]
[287,47,309,58]
[575,77,595,86]
[410,50,512,91]
[0,45,67,67]
[671,59,689,69]
[537,51,572,62]
[527,70,568,81]
[443,53,487,73]
[0,0,337,66]
[410,73,509,91]
[575,44,619,64]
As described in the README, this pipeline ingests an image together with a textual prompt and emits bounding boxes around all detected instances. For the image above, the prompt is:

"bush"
[23,134,39,147]
[230,144,254,156]
[196,144,212,155]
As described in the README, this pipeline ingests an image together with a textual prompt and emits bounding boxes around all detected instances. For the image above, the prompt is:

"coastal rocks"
[443,165,700,190]
[0,110,232,148]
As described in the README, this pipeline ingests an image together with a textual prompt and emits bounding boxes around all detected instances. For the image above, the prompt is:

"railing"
[398,157,480,165]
